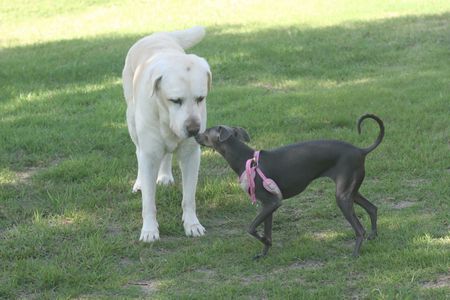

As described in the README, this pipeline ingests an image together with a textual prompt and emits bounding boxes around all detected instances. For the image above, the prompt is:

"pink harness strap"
[239,151,283,204]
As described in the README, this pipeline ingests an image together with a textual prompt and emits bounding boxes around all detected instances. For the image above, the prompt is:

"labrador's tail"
[168,26,206,50]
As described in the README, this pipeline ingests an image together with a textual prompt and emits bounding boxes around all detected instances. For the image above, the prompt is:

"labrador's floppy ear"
[145,61,163,97]
[218,126,233,142]
[197,56,212,93]
[233,127,251,142]
[206,70,212,93]
[151,75,162,96]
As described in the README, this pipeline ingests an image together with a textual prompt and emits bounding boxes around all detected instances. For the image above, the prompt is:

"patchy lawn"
[1,1,449,298]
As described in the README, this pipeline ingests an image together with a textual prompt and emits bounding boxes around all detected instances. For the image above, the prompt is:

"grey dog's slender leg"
[335,193,366,257]
[260,213,273,257]
[248,201,280,259]
[354,193,378,239]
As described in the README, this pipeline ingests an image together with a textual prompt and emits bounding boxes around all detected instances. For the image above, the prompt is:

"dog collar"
[239,151,283,204]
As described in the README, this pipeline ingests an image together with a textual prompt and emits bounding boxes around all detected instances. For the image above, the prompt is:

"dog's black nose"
[188,128,200,137]
[186,122,200,137]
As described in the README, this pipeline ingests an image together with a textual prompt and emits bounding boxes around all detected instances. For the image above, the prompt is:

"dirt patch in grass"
[382,197,418,210]
[422,274,450,289]
[242,274,267,286]
[16,167,40,183]
[119,257,134,268]
[106,224,122,236]
[48,217,75,227]
[392,200,416,209]
[311,231,336,240]
[127,280,162,295]
[380,196,396,204]
[195,268,216,276]
[289,260,325,269]
[403,178,430,187]
[272,260,325,275]
[209,227,242,237]
[18,292,40,300]
[14,159,61,184]
[206,217,243,236]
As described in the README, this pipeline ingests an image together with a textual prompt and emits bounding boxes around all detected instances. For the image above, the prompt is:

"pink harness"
[239,151,283,204]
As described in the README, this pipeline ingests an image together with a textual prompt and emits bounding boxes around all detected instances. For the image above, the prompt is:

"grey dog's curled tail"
[357,114,385,155]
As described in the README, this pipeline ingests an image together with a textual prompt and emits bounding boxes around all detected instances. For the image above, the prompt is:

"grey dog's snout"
[194,133,202,143]
[194,131,210,146]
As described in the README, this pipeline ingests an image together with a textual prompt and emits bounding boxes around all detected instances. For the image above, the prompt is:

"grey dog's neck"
[217,138,255,176]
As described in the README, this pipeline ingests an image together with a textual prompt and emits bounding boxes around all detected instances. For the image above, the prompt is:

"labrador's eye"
[196,96,205,103]
[169,98,183,105]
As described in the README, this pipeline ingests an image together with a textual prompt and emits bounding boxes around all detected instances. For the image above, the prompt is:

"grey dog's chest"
[239,167,283,201]
[239,171,253,193]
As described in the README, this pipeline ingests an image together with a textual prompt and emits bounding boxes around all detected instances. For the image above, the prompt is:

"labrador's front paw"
[132,180,142,193]
[185,223,206,237]
[156,174,174,185]
[139,228,160,242]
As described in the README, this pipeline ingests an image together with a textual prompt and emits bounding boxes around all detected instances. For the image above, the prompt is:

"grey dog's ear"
[233,127,250,142]
[218,126,232,142]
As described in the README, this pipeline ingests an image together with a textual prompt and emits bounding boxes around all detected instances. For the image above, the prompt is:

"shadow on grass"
[1,12,448,164]
[1,12,449,298]
[1,12,448,98]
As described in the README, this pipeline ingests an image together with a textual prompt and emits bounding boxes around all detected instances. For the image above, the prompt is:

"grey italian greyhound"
[195,114,384,259]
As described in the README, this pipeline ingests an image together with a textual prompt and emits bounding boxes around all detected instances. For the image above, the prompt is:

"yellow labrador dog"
[122,26,211,242]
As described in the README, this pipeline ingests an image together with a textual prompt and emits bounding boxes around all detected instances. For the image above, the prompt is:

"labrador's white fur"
[122,27,211,242]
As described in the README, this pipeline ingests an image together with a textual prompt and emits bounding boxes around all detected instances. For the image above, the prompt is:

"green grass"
[1,0,449,298]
